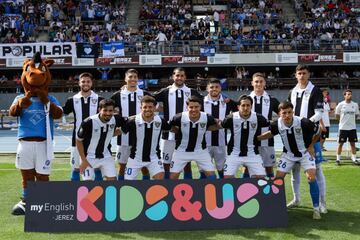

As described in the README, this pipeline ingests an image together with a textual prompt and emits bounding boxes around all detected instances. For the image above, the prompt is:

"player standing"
[335,89,359,165]
[287,65,327,214]
[63,72,104,181]
[110,69,151,180]
[248,72,280,177]
[154,68,203,179]
[202,79,237,178]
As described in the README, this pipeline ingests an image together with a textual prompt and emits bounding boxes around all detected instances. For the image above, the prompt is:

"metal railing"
[105,39,360,55]
[1,77,359,93]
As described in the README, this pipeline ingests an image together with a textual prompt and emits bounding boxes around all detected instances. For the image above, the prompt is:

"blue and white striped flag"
[102,42,124,57]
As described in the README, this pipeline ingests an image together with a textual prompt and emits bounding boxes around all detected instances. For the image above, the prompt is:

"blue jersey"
[12,95,61,139]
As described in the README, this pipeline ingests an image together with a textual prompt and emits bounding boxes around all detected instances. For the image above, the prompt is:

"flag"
[200,46,216,56]
[102,42,124,57]
[76,43,99,58]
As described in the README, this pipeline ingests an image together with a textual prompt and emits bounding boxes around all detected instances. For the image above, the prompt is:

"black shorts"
[338,129,358,143]
[321,127,330,139]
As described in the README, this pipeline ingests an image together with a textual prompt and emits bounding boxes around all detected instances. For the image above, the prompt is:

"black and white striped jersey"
[77,114,125,159]
[249,91,279,147]
[221,111,269,156]
[170,111,216,152]
[288,81,323,122]
[203,95,237,146]
[154,84,203,140]
[270,116,319,158]
[122,114,171,162]
[63,91,103,147]
[110,87,152,145]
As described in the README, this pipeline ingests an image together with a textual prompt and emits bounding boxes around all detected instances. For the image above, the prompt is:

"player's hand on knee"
[79,160,90,174]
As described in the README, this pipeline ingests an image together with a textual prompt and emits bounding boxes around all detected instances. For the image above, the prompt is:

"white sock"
[336,155,341,161]
[351,154,357,161]
[316,164,326,204]
[291,163,301,202]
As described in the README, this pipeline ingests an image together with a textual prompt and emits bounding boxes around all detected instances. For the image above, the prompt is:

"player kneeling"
[121,96,169,180]
[77,99,124,181]
[258,101,322,219]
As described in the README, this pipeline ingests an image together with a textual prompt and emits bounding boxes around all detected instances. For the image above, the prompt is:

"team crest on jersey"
[264,99,270,105]
[251,123,257,129]
[200,123,206,128]
[185,92,190,97]
[91,99,97,104]
[137,95,143,100]
[304,92,310,99]
[122,97,126,100]
[295,128,301,133]
[221,101,225,106]
[75,100,79,104]
[182,123,188,127]
[155,122,161,128]
[94,128,99,132]
[109,124,115,129]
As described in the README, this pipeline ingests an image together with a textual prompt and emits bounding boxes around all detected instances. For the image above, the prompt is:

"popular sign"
[0,43,76,59]
[25,179,288,232]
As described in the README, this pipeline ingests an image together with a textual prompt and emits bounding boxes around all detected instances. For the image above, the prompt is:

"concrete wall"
[1,89,359,110]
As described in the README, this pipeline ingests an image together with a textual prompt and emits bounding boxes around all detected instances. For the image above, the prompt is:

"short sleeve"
[271,97,280,114]
[121,117,135,134]
[206,114,216,129]
[169,113,182,127]
[258,114,270,127]
[335,103,341,115]
[115,114,126,127]
[110,91,121,108]
[161,118,172,130]
[301,118,318,135]
[77,119,92,140]
[62,98,74,115]
[221,114,233,129]
[270,121,279,135]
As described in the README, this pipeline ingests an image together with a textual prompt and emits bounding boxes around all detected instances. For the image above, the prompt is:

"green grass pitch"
[0,152,359,240]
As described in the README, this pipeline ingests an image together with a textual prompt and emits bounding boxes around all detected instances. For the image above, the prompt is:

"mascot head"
[21,52,54,96]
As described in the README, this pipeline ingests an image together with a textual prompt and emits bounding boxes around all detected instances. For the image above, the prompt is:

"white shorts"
[116,145,131,164]
[125,157,164,180]
[160,139,175,164]
[258,146,276,167]
[83,157,117,180]
[208,146,227,170]
[16,141,52,175]
[277,152,316,173]
[70,146,80,169]
[171,150,215,173]
[224,153,266,177]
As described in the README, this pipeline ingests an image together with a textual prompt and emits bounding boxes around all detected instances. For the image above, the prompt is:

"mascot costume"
[9,52,63,215]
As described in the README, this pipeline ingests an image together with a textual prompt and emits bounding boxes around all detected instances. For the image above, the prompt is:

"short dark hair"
[125,69,138,76]
[207,79,221,85]
[252,72,265,80]
[295,64,310,72]
[141,95,157,106]
[237,95,253,105]
[79,72,93,80]
[173,67,186,75]
[278,101,293,111]
[186,96,202,105]
[99,99,115,109]
[343,89,352,95]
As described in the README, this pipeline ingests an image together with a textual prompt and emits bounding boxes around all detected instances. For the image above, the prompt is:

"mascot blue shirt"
[12,95,61,139]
